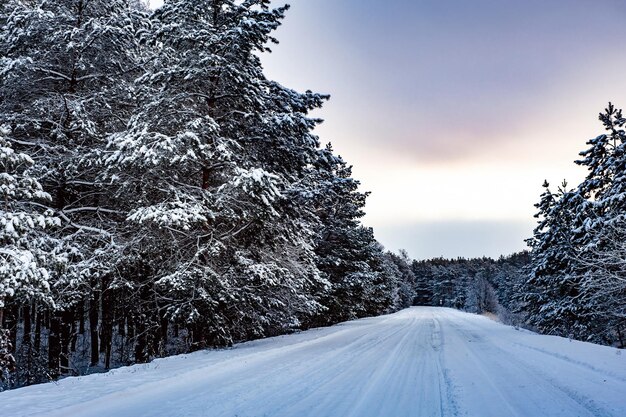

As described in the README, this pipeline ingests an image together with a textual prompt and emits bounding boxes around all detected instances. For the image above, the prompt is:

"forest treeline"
[0,0,417,389]
[411,252,529,325]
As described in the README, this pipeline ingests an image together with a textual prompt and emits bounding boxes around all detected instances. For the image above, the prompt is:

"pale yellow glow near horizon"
[362,158,584,222]
[315,63,625,228]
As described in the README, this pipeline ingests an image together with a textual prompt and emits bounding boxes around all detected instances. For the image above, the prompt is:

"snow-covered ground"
[2,307,625,417]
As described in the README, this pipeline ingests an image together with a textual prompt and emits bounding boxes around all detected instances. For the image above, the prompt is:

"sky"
[149,0,626,260]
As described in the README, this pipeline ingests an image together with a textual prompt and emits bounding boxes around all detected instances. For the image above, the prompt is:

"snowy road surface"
[2,307,625,417]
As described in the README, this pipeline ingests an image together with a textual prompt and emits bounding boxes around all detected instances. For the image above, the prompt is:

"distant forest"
[1,0,625,391]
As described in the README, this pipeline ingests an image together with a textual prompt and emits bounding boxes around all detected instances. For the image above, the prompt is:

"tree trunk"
[617,323,625,348]
[7,306,18,355]
[151,315,168,357]
[100,279,113,370]
[202,168,210,189]
[59,309,73,374]
[23,305,31,345]
[127,313,135,340]
[89,289,100,367]
[135,317,147,364]
[78,299,85,335]
[70,312,78,353]
[48,313,61,379]
[118,314,126,338]
[34,307,41,352]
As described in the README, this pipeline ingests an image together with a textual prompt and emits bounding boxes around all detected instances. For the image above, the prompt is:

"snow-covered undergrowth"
[1,307,625,417]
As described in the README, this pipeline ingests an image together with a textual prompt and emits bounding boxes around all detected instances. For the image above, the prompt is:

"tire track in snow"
[431,316,459,417]
[511,342,626,384]
[251,312,424,417]
[341,313,421,417]
[443,321,527,417]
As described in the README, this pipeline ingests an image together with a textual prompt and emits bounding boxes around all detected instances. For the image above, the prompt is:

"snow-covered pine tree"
[430,262,460,307]
[522,180,557,325]
[523,180,601,340]
[386,250,417,310]
[0,0,408,385]
[464,267,498,315]
[366,247,402,315]
[308,144,382,324]
[0,126,61,385]
[523,104,626,344]
[490,251,530,325]
[102,0,331,353]
[572,104,626,342]
[0,0,150,376]
[0,327,14,385]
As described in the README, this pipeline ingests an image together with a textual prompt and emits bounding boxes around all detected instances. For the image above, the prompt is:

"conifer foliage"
[0,128,60,384]
[0,0,411,389]
[524,104,626,344]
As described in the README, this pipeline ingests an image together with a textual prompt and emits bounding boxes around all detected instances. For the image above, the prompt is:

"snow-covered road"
[2,307,625,417]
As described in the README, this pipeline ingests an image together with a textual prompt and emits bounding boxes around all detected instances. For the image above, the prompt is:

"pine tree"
[523,104,626,344]
[0,127,59,305]
[386,250,417,309]
[571,104,626,342]
[0,327,15,385]
[491,251,530,325]
[523,180,603,340]
[0,126,61,383]
[465,268,498,314]
[102,0,331,349]
[310,145,373,323]
[0,0,151,375]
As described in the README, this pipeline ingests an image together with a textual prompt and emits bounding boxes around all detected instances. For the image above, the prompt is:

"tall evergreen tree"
[1,0,150,376]
[523,181,590,338]
[0,126,61,384]
[411,260,435,306]
[310,145,384,324]
[386,250,417,309]
[571,104,626,341]
[102,0,331,349]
